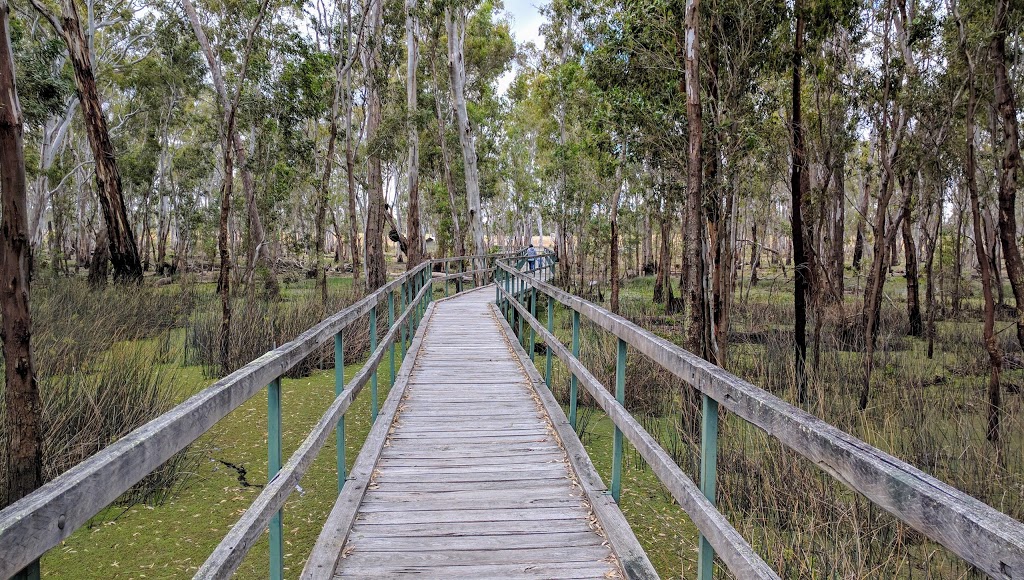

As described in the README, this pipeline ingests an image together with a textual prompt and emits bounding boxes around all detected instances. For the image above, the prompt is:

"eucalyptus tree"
[859,0,911,410]
[181,0,280,293]
[991,0,1024,352]
[29,0,143,283]
[952,0,1001,444]
[362,0,387,289]
[445,0,485,267]
[1,0,42,526]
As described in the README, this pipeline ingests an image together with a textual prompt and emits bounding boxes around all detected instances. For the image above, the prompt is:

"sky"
[496,0,546,94]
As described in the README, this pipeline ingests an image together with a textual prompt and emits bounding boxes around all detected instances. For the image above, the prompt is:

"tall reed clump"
[184,284,372,378]
[0,277,196,505]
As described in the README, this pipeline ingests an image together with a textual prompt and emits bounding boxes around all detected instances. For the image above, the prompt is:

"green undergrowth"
[576,413,702,578]
[42,356,399,579]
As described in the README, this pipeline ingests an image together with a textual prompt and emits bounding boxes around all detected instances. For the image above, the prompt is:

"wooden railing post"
[267,377,283,580]
[444,261,449,297]
[570,310,580,429]
[334,332,345,492]
[611,338,626,503]
[369,305,378,423]
[698,394,720,580]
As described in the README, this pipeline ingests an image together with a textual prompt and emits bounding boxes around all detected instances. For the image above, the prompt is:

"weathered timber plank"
[360,489,582,506]
[352,506,592,525]
[367,481,572,494]
[336,546,614,568]
[349,519,595,537]
[356,497,586,513]
[346,531,605,552]
[334,561,616,579]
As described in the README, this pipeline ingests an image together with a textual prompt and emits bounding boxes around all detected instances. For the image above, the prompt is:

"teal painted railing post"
[388,291,396,386]
[611,338,626,502]
[334,332,345,492]
[267,377,283,580]
[569,310,580,428]
[528,286,537,362]
[369,305,378,422]
[425,266,432,306]
[397,282,405,358]
[405,279,413,346]
[417,268,423,317]
[505,270,511,321]
[545,296,553,387]
[698,394,720,580]
[516,276,524,344]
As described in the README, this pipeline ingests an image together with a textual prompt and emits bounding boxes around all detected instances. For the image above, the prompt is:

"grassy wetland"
[0,261,1019,579]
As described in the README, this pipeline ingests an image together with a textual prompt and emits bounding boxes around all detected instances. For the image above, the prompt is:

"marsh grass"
[184,284,373,379]
[1,278,196,504]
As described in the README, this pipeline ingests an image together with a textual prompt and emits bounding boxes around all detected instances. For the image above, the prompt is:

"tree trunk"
[31,0,142,284]
[218,139,233,375]
[0,0,42,517]
[992,0,1024,353]
[952,197,964,314]
[654,212,670,304]
[180,0,276,293]
[852,147,872,271]
[405,0,423,268]
[342,0,362,283]
[750,223,760,286]
[610,145,625,314]
[429,45,464,257]
[901,178,922,336]
[446,7,485,270]
[958,13,1001,443]
[683,0,708,360]
[860,4,909,411]
[831,153,846,298]
[791,0,809,404]
[316,15,351,311]
[87,227,109,286]
[925,178,941,358]
[363,0,386,290]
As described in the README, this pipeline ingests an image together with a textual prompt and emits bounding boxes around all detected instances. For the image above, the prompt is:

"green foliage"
[10,18,73,126]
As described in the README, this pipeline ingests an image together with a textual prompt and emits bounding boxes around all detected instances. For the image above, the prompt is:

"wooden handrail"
[497,282,778,579]
[197,280,433,578]
[496,261,1024,579]
[0,262,432,579]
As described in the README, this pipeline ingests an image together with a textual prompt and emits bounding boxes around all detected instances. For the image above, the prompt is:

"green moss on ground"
[42,358,399,579]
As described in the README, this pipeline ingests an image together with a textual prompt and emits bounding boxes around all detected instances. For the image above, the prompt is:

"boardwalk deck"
[305,288,644,579]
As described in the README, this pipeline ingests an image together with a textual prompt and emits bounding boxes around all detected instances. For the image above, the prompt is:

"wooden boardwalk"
[305,287,650,579]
